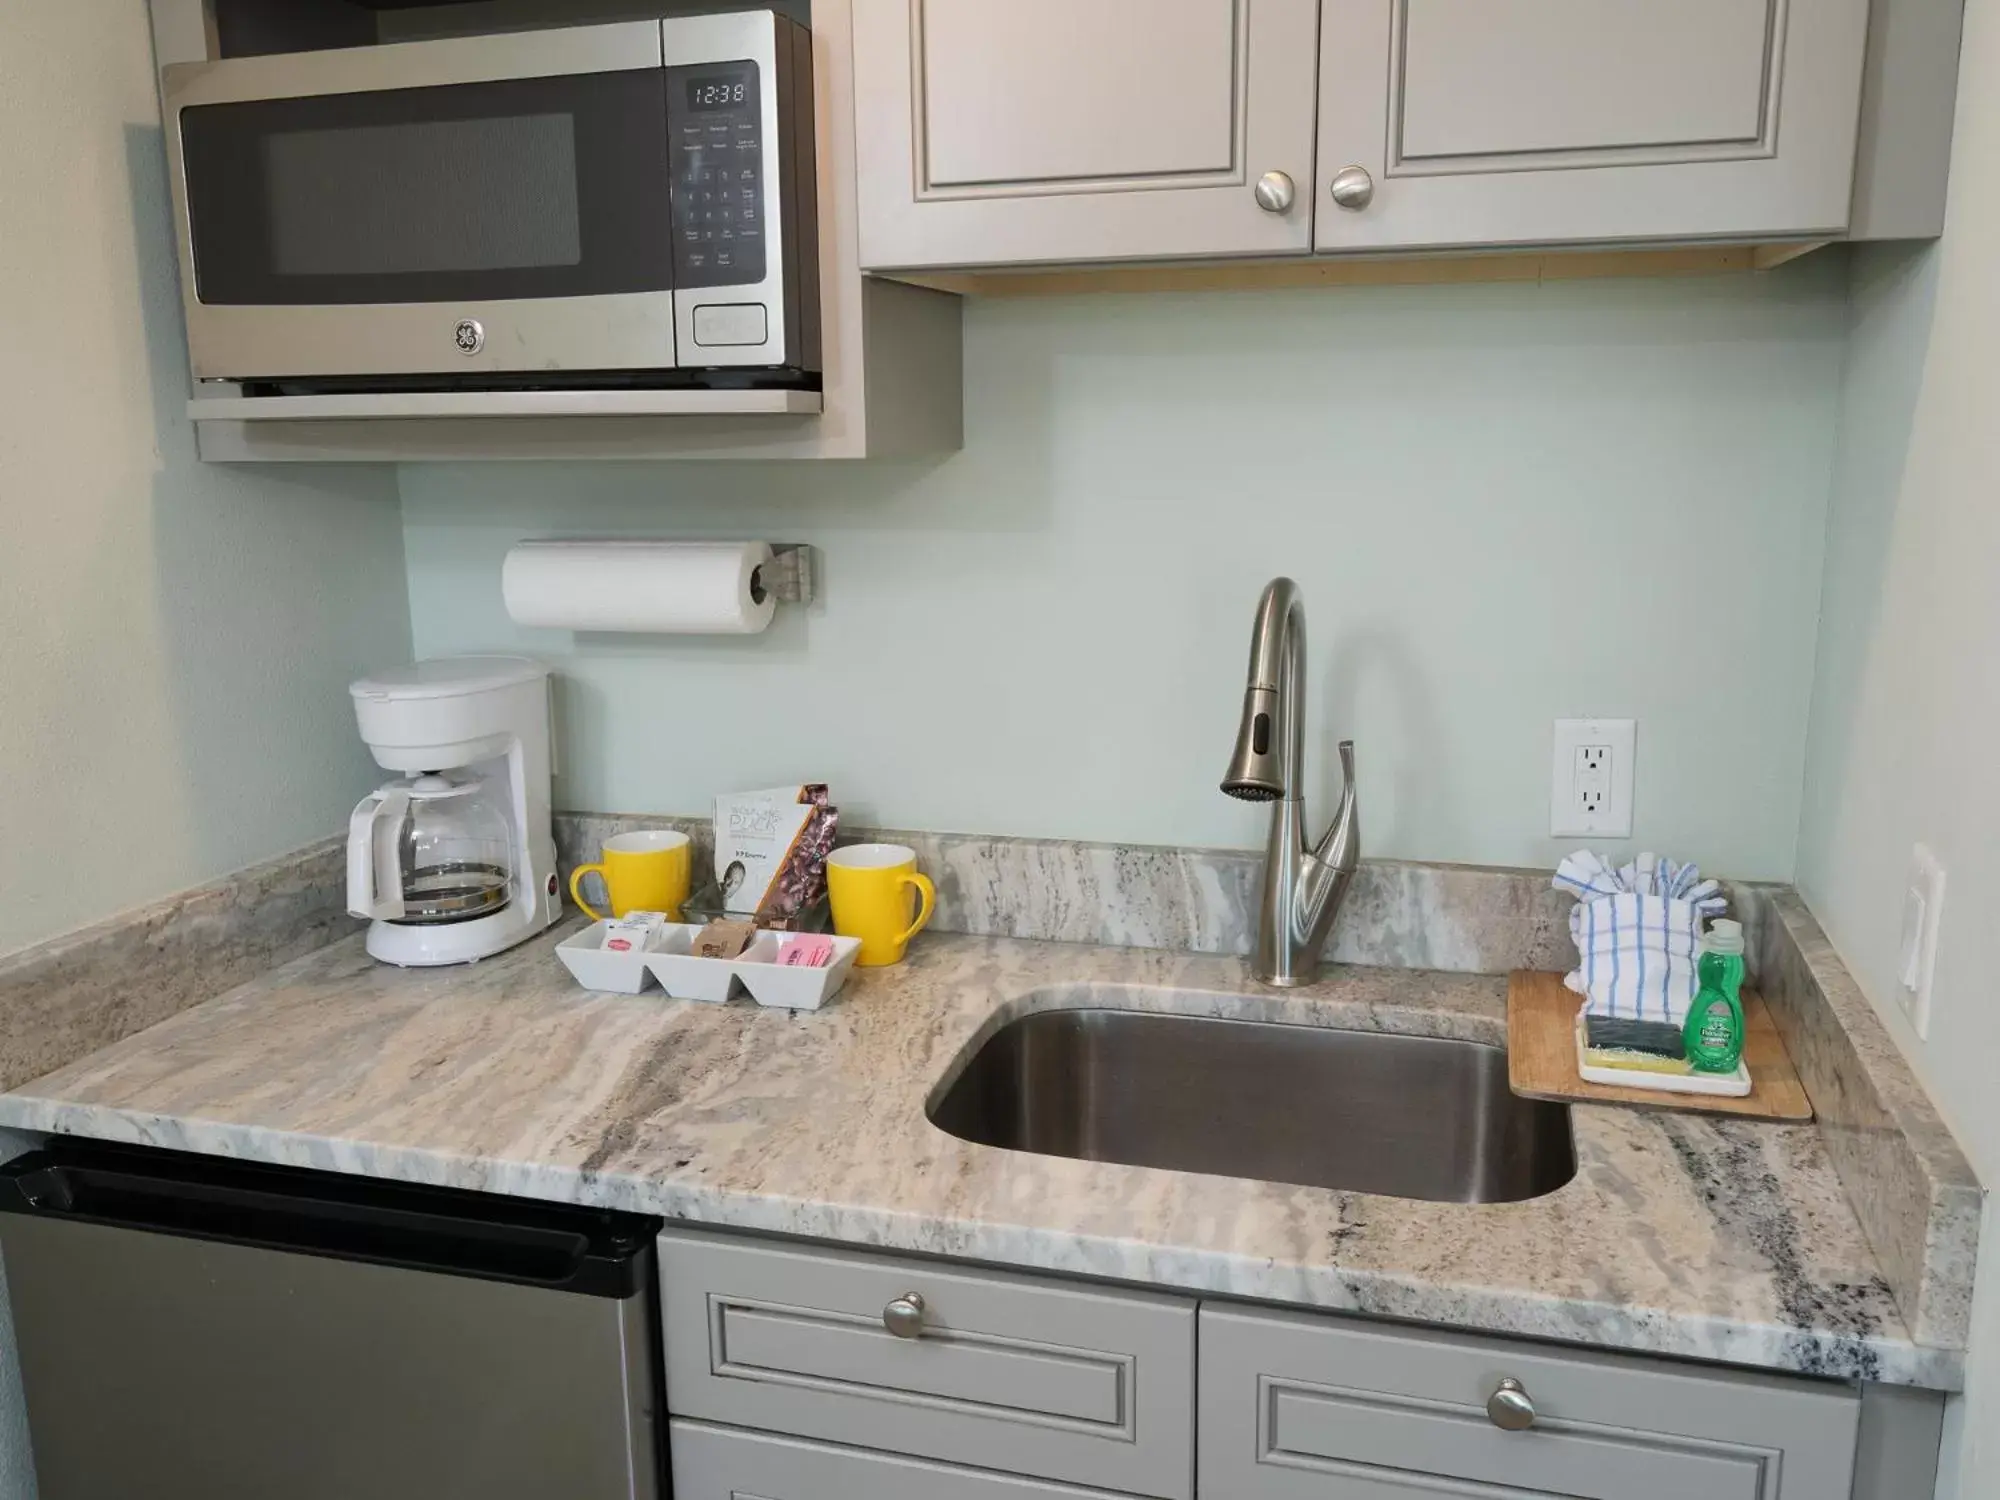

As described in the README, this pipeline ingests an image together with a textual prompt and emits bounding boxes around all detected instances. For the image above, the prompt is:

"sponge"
[1582,1014,1687,1059]
[1581,1044,1696,1077]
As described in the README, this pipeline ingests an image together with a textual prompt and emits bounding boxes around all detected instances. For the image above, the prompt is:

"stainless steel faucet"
[1220,578,1360,986]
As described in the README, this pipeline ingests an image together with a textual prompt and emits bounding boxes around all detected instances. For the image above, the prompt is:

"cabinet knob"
[1486,1377,1536,1431]
[1253,170,1297,214]
[883,1292,927,1339]
[1329,165,1375,211]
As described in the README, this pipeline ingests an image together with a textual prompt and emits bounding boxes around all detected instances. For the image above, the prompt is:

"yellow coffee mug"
[826,843,936,967]
[570,830,691,921]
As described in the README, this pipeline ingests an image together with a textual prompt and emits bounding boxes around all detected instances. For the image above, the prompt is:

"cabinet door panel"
[921,0,1238,186]
[855,0,1320,269]
[1316,0,1870,249]
[1399,0,1773,158]
[657,1229,1195,1499]
[1200,1305,1860,1500]
[671,1421,1113,1500]
[1262,1383,1768,1499]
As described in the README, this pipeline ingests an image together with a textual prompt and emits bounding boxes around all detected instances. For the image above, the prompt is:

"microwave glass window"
[667,60,766,290]
[180,70,674,307]
[263,115,583,278]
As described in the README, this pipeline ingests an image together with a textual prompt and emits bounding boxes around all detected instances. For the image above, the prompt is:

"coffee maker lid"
[350,655,547,703]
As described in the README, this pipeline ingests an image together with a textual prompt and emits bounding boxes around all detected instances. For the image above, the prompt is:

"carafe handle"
[346,789,411,920]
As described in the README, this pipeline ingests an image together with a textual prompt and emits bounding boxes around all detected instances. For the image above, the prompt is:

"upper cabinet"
[853,0,1959,273]
[854,0,1322,270]
[1314,0,1873,251]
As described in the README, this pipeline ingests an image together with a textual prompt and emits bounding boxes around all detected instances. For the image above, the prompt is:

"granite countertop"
[0,924,1959,1390]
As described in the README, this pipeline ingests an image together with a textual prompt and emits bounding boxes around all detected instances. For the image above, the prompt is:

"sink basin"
[929,1008,1575,1204]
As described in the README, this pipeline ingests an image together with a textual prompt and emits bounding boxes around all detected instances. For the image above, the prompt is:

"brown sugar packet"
[691,918,756,961]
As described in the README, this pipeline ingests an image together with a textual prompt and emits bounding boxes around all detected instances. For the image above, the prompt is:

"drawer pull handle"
[883,1292,927,1339]
[1486,1377,1536,1431]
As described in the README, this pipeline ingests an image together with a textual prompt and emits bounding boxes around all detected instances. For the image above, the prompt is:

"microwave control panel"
[667,60,767,290]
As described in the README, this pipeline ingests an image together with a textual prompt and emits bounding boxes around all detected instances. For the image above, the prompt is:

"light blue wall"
[1793,6,2000,1477]
[405,264,1845,878]
[0,2,410,959]
[1,6,410,1489]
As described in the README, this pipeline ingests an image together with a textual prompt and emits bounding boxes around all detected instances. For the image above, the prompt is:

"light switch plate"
[1551,718,1636,838]
[1897,843,1945,1040]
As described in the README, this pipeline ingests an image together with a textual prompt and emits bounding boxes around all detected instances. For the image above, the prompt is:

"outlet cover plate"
[1552,718,1636,838]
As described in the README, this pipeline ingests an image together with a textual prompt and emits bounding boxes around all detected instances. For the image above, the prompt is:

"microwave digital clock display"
[685,76,750,111]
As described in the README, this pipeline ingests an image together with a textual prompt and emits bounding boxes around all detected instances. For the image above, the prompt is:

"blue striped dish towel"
[1553,851,1726,1028]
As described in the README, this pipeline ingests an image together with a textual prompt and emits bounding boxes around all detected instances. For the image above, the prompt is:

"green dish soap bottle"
[1685,919,1747,1073]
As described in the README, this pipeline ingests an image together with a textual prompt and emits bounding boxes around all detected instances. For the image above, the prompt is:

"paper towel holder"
[499,539,817,634]
[756,544,816,607]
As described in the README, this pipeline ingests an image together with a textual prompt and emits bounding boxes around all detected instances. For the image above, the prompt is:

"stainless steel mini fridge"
[0,1142,662,1499]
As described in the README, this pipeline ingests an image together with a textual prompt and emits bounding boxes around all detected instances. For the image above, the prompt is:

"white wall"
[1795,0,2000,1490]
[405,265,1844,878]
[0,4,412,959]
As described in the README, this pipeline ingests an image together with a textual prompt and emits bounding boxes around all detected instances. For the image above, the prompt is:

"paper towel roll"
[501,541,778,635]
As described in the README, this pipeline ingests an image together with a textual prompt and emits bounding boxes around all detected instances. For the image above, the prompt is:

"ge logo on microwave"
[453,319,485,356]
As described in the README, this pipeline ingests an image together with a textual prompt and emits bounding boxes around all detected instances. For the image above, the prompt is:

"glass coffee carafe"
[387,775,515,925]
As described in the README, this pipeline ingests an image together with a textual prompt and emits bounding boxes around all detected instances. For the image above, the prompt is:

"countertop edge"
[0,1092,1961,1393]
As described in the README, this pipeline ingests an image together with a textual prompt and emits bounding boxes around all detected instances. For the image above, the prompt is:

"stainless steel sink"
[928,1009,1576,1204]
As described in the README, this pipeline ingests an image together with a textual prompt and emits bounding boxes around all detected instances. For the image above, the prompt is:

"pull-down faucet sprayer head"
[1220,577,1299,802]
[1221,687,1284,802]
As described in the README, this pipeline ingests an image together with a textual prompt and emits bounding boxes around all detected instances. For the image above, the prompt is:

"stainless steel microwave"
[162,12,818,395]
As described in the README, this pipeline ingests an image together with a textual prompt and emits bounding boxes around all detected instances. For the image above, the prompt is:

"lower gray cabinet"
[1200,1305,1861,1500]
[655,1229,1912,1500]
[670,1420,1137,1500]
[658,1229,1195,1499]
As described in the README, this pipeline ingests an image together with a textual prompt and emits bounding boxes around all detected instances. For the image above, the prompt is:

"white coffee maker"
[346,656,561,966]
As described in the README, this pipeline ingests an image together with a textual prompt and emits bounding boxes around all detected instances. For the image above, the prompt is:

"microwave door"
[664,11,816,375]
[164,22,680,383]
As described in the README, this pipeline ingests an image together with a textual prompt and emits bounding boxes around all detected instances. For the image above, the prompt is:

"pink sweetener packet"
[775,933,837,969]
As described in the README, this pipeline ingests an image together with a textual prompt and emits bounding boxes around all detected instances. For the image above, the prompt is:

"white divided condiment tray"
[554,921,861,1012]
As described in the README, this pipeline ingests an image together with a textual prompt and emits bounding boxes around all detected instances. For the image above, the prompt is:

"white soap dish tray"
[554,921,861,1012]
[1572,1011,1751,1097]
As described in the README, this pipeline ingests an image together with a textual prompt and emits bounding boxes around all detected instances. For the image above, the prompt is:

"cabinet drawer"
[1201,1306,1858,1500]
[671,1420,1125,1500]
[659,1230,1194,1499]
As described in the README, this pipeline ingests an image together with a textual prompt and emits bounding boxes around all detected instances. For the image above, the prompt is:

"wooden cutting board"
[1507,970,1813,1121]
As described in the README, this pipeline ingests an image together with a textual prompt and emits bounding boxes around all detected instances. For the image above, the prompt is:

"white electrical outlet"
[1897,843,1945,1040]
[1551,719,1636,838]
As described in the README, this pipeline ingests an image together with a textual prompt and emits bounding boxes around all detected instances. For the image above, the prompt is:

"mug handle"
[569,864,610,922]
[895,873,937,946]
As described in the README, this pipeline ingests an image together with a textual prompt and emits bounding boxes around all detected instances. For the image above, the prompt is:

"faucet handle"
[1313,741,1360,875]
